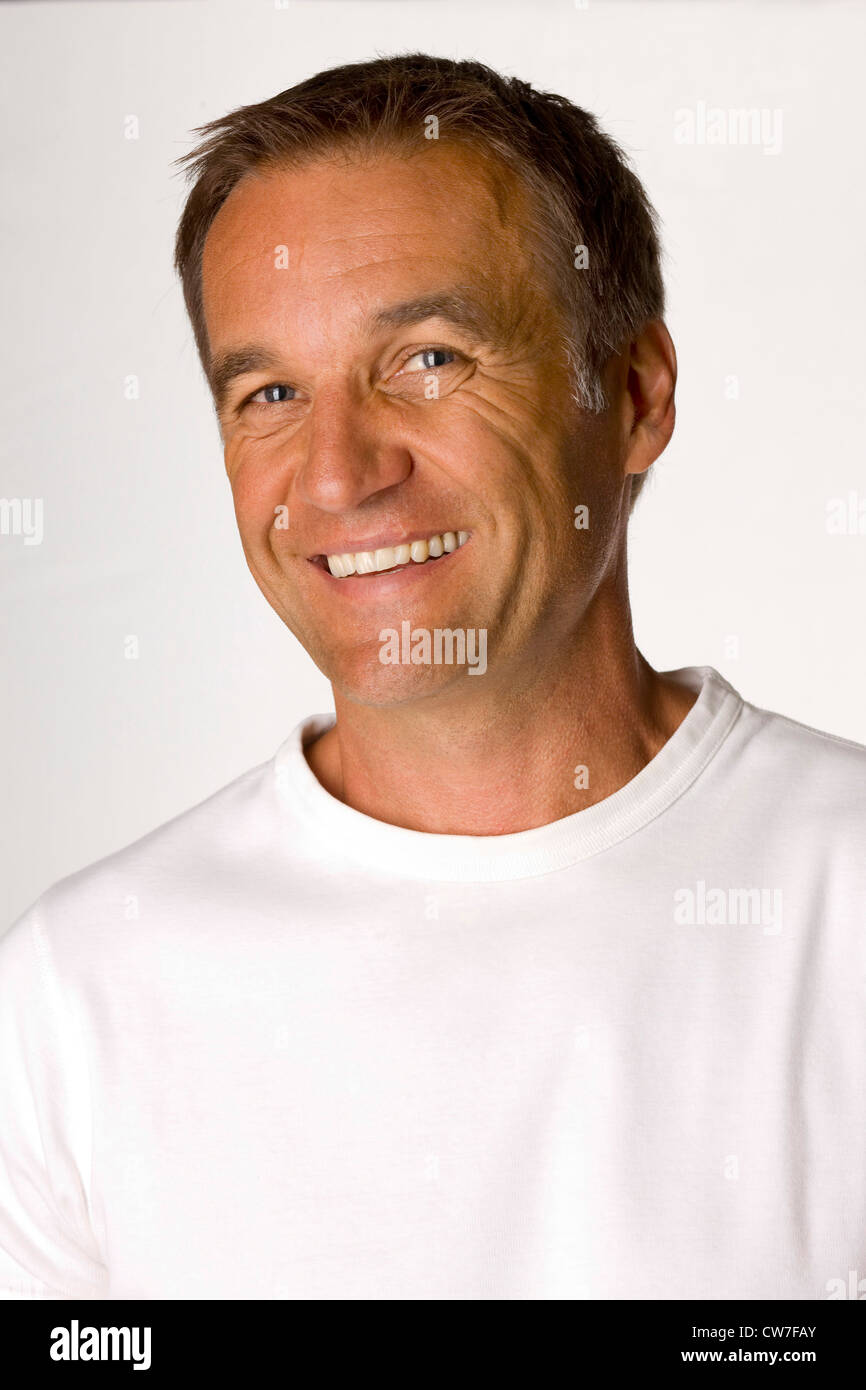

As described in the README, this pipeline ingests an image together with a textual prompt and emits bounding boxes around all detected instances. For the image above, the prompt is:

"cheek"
[227,443,294,545]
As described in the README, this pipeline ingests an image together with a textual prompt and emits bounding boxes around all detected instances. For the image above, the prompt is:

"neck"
[305,587,698,836]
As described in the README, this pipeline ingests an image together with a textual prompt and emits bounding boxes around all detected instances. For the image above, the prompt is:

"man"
[1,54,864,1301]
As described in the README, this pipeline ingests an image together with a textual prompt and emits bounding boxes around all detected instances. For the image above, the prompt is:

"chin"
[325,643,482,709]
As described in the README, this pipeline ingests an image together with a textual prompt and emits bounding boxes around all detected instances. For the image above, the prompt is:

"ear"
[622,320,677,479]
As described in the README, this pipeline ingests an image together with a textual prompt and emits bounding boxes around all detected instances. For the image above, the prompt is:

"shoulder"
[721,686,866,864]
[738,691,866,798]
[1,752,280,969]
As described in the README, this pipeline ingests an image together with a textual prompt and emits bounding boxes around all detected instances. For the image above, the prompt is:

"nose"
[296,385,413,513]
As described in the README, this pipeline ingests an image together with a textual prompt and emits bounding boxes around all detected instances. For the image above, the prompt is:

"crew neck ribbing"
[272,666,743,882]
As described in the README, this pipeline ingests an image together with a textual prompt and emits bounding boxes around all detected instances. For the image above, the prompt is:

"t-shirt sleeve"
[0,907,108,1299]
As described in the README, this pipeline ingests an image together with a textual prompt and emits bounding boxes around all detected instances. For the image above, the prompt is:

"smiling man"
[1,55,865,1302]
[202,136,695,827]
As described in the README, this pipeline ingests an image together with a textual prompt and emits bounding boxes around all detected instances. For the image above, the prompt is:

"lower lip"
[309,542,469,596]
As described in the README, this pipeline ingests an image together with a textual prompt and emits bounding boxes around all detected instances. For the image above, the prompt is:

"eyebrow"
[208,287,503,413]
[209,346,284,415]
[367,289,502,341]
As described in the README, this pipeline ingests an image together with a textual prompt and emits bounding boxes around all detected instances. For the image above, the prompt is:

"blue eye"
[251,384,296,404]
[404,348,456,372]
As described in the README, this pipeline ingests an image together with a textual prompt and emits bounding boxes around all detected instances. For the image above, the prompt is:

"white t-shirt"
[1,665,865,1301]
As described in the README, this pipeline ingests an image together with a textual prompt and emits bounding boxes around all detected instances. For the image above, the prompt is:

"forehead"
[200,143,536,350]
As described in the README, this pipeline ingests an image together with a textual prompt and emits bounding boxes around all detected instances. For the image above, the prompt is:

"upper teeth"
[326,530,470,578]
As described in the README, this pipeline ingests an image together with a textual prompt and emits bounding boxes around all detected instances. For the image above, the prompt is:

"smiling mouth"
[311,529,471,579]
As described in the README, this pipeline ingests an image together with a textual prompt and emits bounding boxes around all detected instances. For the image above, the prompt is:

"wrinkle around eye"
[382,355,477,398]
[222,395,305,445]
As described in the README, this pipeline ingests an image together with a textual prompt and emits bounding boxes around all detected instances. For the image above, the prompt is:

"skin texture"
[201,141,696,834]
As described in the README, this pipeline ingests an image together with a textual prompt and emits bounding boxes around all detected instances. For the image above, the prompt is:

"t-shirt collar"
[273,666,743,882]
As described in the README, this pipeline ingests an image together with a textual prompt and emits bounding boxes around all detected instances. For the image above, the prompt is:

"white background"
[1,0,864,924]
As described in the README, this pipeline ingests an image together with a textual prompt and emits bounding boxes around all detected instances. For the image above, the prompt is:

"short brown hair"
[174,54,666,507]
